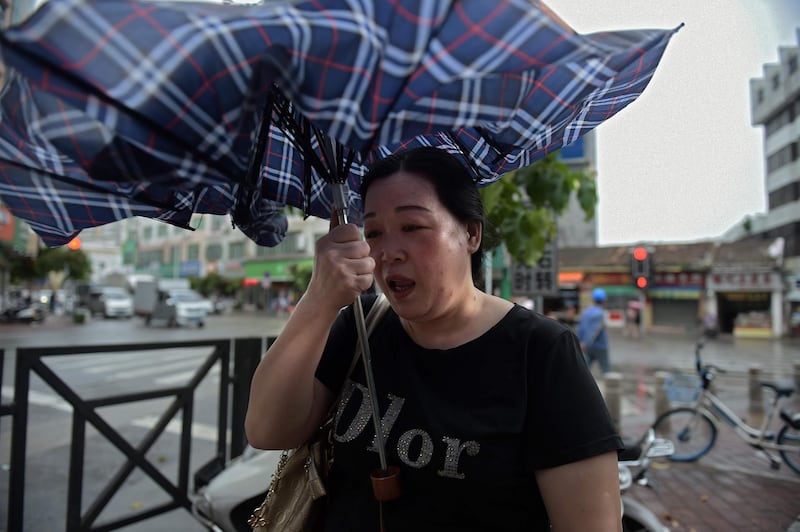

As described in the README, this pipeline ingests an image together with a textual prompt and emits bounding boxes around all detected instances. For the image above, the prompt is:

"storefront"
[647,271,704,331]
[242,258,313,310]
[784,275,800,337]
[706,270,784,338]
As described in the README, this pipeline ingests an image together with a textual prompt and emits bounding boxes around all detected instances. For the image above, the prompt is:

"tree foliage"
[4,244,92,283]
[290,263,314,295]
[190,272,241,297]
[480,154,596,266]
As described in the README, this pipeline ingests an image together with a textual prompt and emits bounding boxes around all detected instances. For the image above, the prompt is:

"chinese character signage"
[706,271,782,292]
[512,242,559,296]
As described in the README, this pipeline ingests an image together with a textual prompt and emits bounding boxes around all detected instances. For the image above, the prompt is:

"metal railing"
[0,336,269,531]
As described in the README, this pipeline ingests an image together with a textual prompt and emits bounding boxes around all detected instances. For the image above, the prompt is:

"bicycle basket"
[664,374,701,404]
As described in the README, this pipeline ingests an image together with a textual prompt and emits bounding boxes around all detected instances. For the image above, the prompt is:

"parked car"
[135,280,211,327]
[87,286,134,319]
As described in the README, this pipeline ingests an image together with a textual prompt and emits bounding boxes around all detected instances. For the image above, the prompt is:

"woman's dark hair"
[360,147,486,286]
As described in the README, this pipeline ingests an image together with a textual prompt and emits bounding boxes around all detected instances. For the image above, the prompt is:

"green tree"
[5,244,91,283]
[480,154,596,266]
[290,263,314,295]
[34,247,92,281]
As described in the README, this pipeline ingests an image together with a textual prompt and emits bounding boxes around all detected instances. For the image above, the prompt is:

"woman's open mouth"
[386,276,415,298]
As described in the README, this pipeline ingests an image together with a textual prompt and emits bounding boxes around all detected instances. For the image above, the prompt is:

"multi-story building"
[132,212,328,308]
[556,131,599,248]
[742,28,800,335]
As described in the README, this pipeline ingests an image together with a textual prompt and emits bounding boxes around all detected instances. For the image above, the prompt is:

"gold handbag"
[248,294,390,532]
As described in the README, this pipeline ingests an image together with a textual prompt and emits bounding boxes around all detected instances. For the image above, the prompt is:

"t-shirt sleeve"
[314,293,378,395]
[525,328,622,470]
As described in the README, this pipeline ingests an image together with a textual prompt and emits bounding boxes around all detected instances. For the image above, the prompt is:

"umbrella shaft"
[354,296,389,470]
[331,182,389,470]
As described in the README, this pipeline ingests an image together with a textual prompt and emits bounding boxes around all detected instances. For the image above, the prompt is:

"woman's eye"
[402,224,420,232]
[364,230,380,239]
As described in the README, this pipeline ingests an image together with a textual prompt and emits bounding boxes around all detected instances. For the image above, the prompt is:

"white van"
[87,286,134,319]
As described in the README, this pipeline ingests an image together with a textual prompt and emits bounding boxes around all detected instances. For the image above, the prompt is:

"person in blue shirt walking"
[577,288,611,375]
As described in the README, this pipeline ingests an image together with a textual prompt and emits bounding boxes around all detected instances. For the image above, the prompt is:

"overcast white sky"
[545,0,800,245]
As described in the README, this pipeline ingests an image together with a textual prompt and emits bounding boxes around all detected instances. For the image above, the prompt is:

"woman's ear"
[465,221,482,253]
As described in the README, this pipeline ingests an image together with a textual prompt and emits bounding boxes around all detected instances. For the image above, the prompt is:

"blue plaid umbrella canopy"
[0,0,682,247]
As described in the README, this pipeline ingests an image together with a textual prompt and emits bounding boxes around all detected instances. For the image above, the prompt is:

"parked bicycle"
[652,338,800,474]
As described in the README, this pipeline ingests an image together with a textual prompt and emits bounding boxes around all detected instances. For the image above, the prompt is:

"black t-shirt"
[315,294,622,532]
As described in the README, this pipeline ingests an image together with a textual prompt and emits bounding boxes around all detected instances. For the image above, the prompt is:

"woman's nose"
[375,238,404,263]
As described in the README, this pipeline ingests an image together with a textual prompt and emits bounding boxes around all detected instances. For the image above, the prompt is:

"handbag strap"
[327,293,390,416]
[346,293,390,380]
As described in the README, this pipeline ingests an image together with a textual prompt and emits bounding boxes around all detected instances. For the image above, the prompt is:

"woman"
[245,147,623,531]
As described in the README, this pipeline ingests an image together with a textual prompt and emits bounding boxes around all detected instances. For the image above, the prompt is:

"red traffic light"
[636,276,648,289]
[633,247,648,261]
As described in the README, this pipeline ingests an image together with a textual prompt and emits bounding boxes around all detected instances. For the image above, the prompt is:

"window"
[187,244,200,261]
[772,74,780,90]
[142,226,153,240]
[790,55,798,75]
[229,240,247,259]
[211,216,224,231]
[136,249,163,268]
[206,243,223,261]
[256,232,302,256]
[757,88,764,103]
[157,224,168,237]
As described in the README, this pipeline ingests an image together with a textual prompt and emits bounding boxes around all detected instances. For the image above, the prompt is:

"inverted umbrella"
[0,0,682,247]
[0,0,681,484]
[0,66,289,246]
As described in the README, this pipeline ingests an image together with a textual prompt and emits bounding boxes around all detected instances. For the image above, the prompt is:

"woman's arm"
[244,223,374,450]
[536,451,622,532]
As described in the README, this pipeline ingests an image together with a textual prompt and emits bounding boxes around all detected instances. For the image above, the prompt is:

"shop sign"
[512,242,559,296]
[179,260,202,277]
[654,272,703,287]
[707,271,782,292]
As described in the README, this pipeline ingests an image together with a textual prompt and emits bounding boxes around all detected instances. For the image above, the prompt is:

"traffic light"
[630,246,652,289]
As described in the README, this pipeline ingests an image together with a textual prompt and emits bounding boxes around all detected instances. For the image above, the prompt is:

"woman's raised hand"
[306,223,375,311]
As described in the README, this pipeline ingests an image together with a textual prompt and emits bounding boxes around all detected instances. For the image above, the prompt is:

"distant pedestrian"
[577,288,610,375]
[625,305,640,339]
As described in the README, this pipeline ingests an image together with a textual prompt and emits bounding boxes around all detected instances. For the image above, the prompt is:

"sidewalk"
[602,329,800,531]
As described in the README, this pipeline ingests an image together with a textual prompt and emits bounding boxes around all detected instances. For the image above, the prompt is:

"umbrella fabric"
[0,0,682,247]
[0,68,288,246]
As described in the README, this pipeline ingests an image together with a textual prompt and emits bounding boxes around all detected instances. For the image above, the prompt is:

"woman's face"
[363,171,478,321]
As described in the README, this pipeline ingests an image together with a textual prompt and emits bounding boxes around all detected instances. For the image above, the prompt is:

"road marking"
[1,385,73,412]
[103,357,220,380]
[155,365,220,386]
[2,386,227,442]
[130,414,229,442]
[85,349,209,374]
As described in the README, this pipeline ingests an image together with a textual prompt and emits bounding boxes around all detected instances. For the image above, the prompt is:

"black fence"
[0,336,270,531]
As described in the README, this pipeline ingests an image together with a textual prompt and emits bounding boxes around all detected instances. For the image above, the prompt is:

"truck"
[133,278,212,327]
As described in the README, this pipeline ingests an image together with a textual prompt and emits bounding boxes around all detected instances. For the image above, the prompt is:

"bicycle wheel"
[652,407,716,461]
[777,422,800,475]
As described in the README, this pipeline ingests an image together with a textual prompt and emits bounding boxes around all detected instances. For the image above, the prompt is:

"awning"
[558,272,584,285]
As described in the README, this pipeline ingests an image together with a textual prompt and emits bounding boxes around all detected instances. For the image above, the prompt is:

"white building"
[739,28,800,335]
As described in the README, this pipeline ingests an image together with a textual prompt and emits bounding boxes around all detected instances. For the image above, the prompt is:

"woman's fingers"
[308,224,374,307]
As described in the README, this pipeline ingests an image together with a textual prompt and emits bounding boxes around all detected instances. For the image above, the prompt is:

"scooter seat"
[618,435,642,462]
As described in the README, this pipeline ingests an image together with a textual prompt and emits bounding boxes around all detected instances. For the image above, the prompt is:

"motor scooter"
[0,301,46,323]
[192,446,278,532]
[191,428,675,532]
[618,428,675,532]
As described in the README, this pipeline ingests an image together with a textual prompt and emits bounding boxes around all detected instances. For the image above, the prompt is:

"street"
[1,311,799,530]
